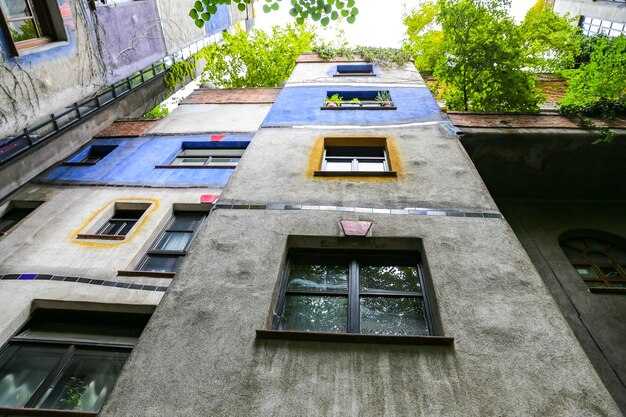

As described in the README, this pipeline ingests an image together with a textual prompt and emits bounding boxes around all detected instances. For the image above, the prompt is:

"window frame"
[333,64,375,77]
[321,145,390,173]
[134,210,207,274]
[271,249,437,336]
[156,142,248,169]
[63,144,118,166]
[94,209,145,238]
[313,137,398,178]
[0,0,66,55]
[0,309,149,414]
[0,200,43,237]
[321,90,396,110]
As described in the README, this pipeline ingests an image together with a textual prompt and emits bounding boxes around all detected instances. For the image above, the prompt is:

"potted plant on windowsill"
[325,93,343,108]
[375,91,393,107]
[346,97,362,107]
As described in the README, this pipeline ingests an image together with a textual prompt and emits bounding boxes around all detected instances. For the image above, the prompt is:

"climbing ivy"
[189,0,359,28]
[312,44,412,68]
[164,59,197,91]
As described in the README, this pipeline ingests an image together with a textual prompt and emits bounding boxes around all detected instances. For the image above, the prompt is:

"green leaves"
[189,0,359,27]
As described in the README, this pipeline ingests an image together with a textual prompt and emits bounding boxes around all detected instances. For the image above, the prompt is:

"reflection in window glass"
[280,295,348,333]
[360,297,428,336]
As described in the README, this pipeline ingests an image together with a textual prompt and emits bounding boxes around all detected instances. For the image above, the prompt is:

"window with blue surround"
[334,64,375,77]
[323,90,395,110]
[0,309,150,413]
[63,144,118,166]
[157,141,248,168]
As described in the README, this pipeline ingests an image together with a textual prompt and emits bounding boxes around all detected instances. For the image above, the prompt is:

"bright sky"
[254,0,535,48]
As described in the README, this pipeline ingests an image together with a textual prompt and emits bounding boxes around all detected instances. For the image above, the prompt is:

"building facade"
[549,0,626,36]
[0,53,624,415]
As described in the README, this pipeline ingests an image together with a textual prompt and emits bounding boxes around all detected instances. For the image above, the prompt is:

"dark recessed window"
[0,201,42,236]
[136,211,206,273]
[273,250,435,336]
[560,232,626,289]
[96,209,145,237]
[0,309,150,413]
[0,0,63,54]
[323,146,388,172]
[322,90,395,110]
[334,64,374,77]
[81,145,117,164]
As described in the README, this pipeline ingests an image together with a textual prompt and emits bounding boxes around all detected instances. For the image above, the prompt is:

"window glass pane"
[36,350,129,412]
[7,19,37,42]
[588,251,611,264]
[360,297,428,336]
[575,266,597,278]
[360,264,421,293]
[586,238,610,252]
[287,262,348,291]
[608,247,626,263]
[154,232,191,251]
[600,266,621,278]
[0,346,65,407]
[0,0,31,19]
[326,146,384,158]
[358,161,385,172]
[170,214,203,231]
[173,157,208,165]
[325,161,352,171]
[112,210,143,220]
[180,149,211,157]
[279,295,347,333]
[561,245,585,263]
[139,255,181,273]
[207,157,240,165]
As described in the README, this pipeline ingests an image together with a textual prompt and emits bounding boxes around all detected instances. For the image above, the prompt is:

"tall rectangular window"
[96,209,145,237]
[0,0,62,53]
[136,211,206,273]
[274,250,434,336]
[0,309,150,413]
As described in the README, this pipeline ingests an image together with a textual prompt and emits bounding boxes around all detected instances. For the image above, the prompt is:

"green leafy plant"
[164,59,196,91]
[189,0,359,28]
[325,93,343,107]
[144,103,169,118]
[60,377,88,409]
[402,0,444,74]
[348,97,362,106]
[197,24,314,88]
[375,91,392,106]
[313,44,412,68]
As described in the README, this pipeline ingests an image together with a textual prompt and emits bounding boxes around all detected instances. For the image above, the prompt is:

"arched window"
[559,230,626,289]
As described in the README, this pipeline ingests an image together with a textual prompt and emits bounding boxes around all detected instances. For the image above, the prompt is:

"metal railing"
[0,32,223,166]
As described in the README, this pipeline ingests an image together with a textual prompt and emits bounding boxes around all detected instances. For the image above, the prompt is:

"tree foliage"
[517,0,581,73]
[312,44,412,68]
[435,0,542,111]
[402,0,443,74]
[197,24,314,88]
[189,0,359,28]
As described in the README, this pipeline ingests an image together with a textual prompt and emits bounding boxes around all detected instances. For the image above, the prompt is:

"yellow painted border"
[307,135,404,182]
[69,198,160,248]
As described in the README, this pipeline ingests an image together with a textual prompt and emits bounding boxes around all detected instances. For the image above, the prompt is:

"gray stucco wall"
[156,0,205,54]
[553,0,626,23]
[498,199,626,413]
[100,209,621,416]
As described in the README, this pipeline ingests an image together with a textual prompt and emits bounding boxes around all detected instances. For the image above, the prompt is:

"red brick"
[447,112,626,129]
[95,119,158,137]
[182,88,281,105]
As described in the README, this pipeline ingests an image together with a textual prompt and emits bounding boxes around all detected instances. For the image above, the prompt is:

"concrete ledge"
[256,329,455,345]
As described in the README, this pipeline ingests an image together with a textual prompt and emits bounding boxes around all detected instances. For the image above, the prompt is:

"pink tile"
[340,220,373,237]
[201,194,219,204]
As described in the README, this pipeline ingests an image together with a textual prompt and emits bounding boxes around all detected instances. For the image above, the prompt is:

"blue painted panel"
[205,5,232,36]
[262,86,445,127]
[44,135,252,187]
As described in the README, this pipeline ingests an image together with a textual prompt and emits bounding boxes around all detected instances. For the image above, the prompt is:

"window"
[560,231,626,289]
[322,90,395,110]
[63,144,118,166]
[580,16,626,37]
[0,309,149,413]
[158,142,248,168]
[273,250,434,336]
[313,137,397,177]
[334,64,374,77]
[0,0,65,54]
[96,208,145,237]
[136,211,206,273]
[0,201,42,236]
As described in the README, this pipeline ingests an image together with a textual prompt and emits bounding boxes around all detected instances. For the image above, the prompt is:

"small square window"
[313,138,397,177]
[322,90,395,110]
[158,143,248,168]
[0,0,67,55]
[334,64,374,77]
[96,209,145,237]
[273,250,435,336]
[63,144,118,166]
[0,201,42,236]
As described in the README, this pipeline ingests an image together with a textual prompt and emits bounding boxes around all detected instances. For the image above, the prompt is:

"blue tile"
[18,274,37,280]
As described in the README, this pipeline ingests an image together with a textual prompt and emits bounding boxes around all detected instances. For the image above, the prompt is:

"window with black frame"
[136,211,206,273]
[96,209,145,237]
[0,309,150,413]
[274,250,434,336]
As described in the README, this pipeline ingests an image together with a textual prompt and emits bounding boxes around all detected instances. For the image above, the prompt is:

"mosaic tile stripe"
[0,274,167,292]
[212,204,503,219]
[33,180,219,189]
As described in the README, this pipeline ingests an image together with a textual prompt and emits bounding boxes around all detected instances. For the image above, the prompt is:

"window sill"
[14,40,68,57]
[313,170,397,177]
[117,270,175,278]
[333,73,376,77]
[321,106,397,111]
[589,287,626,294]
[256,330,454,345]
[155,165,237,169]
[62,161,97,166]
[76,233,125,240]
[0,407,97,416]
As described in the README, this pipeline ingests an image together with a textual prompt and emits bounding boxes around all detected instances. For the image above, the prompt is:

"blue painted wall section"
[262,86,445,127]
[95,0,168,84]
[44,135,252,187]
[205,5,232,35]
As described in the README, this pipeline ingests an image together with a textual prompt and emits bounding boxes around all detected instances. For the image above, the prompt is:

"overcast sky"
[254,0,535,48]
